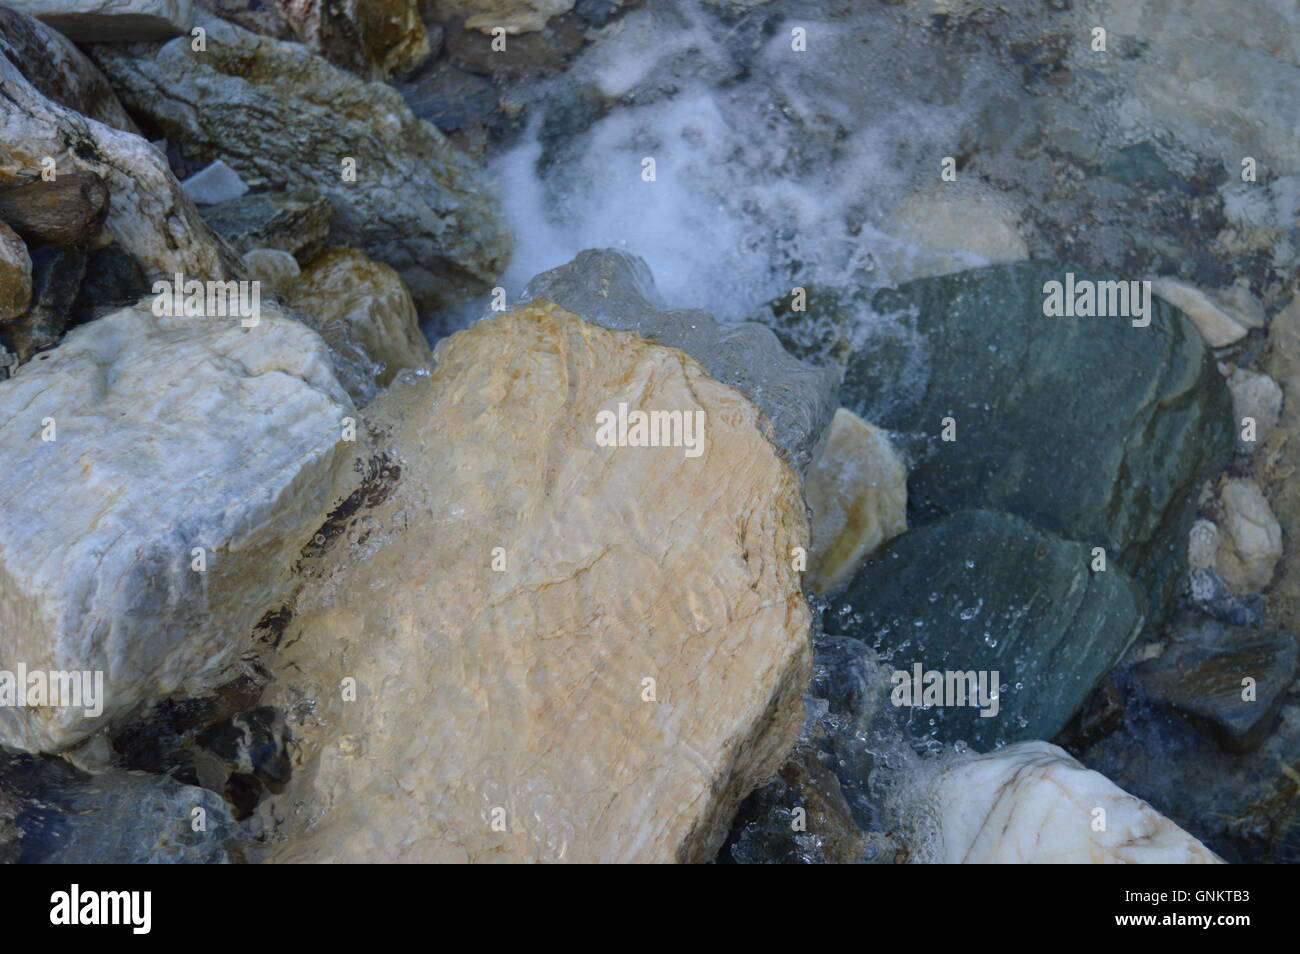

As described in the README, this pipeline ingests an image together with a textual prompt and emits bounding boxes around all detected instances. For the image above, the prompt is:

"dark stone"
[70,244,151,327]
[834,261,1234,631]
[398,62,498,133]
[198,187,333,261]
[719,743,875,864]
[1102,141,1191,195]
[1133,617,1298,753]
[1082,689,1300,864]
[0,244,87,363]
[0,171,110,247]
[444,13,585,80]
[0,752,244,863]
[825,509,1146,750]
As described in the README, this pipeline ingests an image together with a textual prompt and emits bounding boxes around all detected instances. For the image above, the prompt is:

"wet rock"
[1082,689,1300,863]
[0,752,243,863]
[398,62,499,133]
[826,509,1146,750]
[0,221,31,321]
[286,246,433,390]
[1214,478,1282,594]
[0,300,356,753]
[6,0,193,41]
[0,170,109,247]
[804,407,907,594]
[0,42,245,283]
[0,244,87,364]
[444,12,585,80]
[839,261,1234,630]
[1133,617,1297,753]
[720,743,871,864]
[199,188,332,262]
[1229,367,1282,453]
[522,249,838,472]
[180,159,249,206]
[1151,277,1264,347]
[0,6,139,132]
[882,189,1027,282]
[263,298,811,863]
[93,13,510,310]
[916,741,1223,863]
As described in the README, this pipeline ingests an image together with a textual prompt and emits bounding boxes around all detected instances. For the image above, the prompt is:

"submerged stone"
[825,509,1145,750]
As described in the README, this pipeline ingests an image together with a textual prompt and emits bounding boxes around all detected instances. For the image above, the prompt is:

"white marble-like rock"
[0,43,244,283]
[804,407,907,594]
[1151,278,1264,348]
[1230,367,1283,453]
[263,300,811,863]
[181,159,248,206]
[6,0,193,41]
[0,302,355,753]
[1215,477,1283,593]
[924,741,1223,863]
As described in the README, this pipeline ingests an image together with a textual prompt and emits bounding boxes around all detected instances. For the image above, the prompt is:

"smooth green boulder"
[825,509,1146,750]
[788,262,1234,628]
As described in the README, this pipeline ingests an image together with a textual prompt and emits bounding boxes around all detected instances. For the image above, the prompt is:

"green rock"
[833,261,1233,629]
[825,509,1146,750]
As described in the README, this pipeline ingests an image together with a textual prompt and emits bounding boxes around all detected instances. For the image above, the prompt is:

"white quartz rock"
[926,741,1224,863]
[1151,278,1264,348]
[1214,477,1283,593]
[0,302,355,753]
[5,0,193,41]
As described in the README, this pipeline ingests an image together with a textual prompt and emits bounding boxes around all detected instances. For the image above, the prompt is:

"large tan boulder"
[264,301,812,863]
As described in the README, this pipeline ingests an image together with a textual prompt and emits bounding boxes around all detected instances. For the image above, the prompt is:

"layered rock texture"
[826,510,1145,749]
[0,302,355,753]
[923,742,1224,863]
[93,13,511,310]
[265,299,813,863]
[0,30,243,283]
[0,6,140,132]
[835,261,1234,629]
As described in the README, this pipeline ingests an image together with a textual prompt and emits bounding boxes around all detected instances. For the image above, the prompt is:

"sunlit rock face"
[804,407,907,594]
[0,302,355,753]
[922,741,1223,864]
[265,300,812,863]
